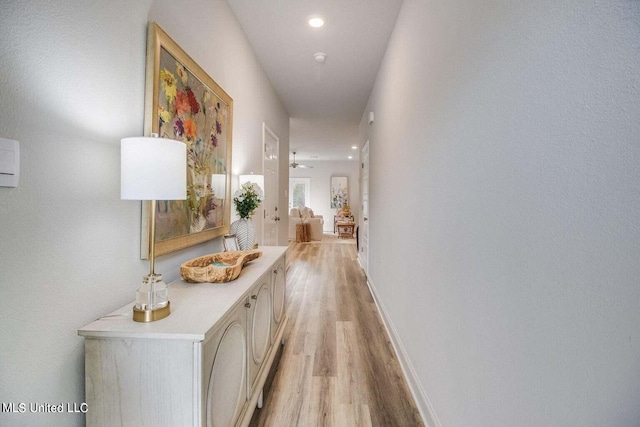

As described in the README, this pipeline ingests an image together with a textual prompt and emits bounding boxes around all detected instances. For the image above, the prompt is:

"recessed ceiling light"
[348,156,353,159]
[313,52,326,63]
[351,145,357,150]
[308,17,325,28]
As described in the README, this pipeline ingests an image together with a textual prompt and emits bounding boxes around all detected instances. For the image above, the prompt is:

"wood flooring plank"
[335,403,373,427]
[353,304,424,426]
[256,353,314,427]
[312,310,337,377]
[357,404,374,427]
[336,321,366,406]
[303,376,335,426]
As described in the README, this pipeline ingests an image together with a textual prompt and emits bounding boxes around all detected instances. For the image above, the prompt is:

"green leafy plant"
[233,182,264,219]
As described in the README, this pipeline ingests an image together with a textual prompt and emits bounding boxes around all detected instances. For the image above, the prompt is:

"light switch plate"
[0,138,19,187]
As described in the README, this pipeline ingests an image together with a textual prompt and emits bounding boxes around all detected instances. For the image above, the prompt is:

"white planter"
[230,218,256,250]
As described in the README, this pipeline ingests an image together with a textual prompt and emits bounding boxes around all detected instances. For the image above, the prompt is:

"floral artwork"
[155,49,228,237]
[330,176,348,209]
[142,23,232,258]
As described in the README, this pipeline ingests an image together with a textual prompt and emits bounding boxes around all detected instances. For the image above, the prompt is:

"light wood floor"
[250,235,424,426]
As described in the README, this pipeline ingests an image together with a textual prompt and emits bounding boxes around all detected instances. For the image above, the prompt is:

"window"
[289,178,311,209]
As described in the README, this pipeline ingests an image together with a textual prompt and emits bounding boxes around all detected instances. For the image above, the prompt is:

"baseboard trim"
[365,277,442,427]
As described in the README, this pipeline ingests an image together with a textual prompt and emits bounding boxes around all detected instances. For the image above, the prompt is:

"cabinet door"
[247,277,272,394]
[271,258,286,344]
[203,305,247,427]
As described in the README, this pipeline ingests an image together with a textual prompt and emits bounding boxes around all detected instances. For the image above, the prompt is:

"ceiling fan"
[289,152,313,169]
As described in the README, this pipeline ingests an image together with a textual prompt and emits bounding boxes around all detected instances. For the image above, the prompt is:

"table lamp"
[239,174,264,191]
[121,136,186,322]
[211,173,227,200]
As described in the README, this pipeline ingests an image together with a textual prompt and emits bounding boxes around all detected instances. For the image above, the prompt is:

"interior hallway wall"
[361,0,640,426]
[0,1,288,425]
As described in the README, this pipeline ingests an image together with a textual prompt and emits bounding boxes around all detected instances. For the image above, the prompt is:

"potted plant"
[230,182,264,250]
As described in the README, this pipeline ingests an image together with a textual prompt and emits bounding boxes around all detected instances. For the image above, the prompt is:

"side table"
[334,215,354,233]
[336,221,355,239]
[296,222,310,242]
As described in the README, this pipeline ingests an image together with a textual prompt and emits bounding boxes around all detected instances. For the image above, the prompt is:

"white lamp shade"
[239,174,264,191]
[121,137,187,200]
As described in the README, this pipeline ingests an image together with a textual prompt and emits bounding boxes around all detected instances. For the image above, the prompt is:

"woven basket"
[180,250,262,283]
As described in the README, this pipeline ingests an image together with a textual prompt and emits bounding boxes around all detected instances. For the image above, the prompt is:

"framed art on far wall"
[330,176,348,208]
[141,22,233,259]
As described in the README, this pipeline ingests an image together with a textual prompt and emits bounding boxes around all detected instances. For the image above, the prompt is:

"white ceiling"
[227,0,403,161]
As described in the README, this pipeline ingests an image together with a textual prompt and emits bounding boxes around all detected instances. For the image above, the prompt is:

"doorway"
[262,123,279,246]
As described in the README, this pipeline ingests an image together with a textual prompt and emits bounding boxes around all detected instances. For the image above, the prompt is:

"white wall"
[361,1,640,426]
[289,160,360,232]
[0,1,288,425]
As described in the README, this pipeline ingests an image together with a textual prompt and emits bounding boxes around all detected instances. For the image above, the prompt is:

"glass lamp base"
[133,301,171,322]
[133,273,171,322]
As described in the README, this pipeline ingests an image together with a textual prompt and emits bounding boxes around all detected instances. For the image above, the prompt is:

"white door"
[262,123,279,246]
[359,141,369,275]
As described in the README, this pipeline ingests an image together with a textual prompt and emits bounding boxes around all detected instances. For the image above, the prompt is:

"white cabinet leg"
[257,389,264,409]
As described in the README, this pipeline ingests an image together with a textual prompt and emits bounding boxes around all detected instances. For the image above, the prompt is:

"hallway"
[250,237,423,426]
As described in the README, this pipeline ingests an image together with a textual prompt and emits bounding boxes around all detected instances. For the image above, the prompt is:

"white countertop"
[78,246,288,342]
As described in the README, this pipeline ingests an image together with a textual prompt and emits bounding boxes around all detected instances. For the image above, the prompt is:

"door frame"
[262,123,280,246]
[359,140,370,276]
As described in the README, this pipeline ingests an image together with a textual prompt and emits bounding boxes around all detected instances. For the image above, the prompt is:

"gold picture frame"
[141,22,233,258]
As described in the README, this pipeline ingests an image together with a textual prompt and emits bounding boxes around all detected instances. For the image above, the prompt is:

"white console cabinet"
[79,246,287,427]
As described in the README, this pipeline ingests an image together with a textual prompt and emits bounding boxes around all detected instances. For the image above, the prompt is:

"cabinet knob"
[245,302,251,308]
[251,295,257,300]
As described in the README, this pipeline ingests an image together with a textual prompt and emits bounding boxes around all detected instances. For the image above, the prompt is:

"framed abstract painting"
[330,176,348,209]
[141,22,233,258]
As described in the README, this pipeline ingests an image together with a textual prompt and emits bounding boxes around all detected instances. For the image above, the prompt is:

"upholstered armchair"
[288,207,324,241]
